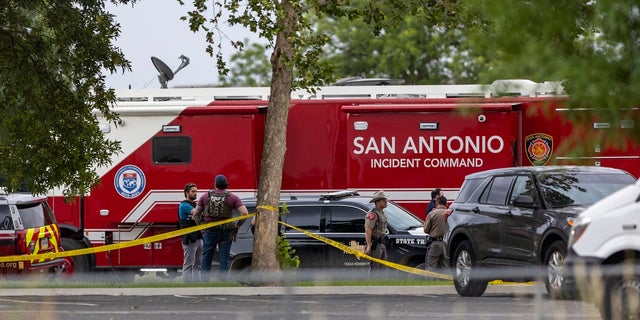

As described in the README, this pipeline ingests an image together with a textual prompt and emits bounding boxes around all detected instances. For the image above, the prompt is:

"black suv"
[228,191,427,273]
[444,166,635,298]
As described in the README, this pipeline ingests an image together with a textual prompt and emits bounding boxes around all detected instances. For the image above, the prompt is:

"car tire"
[452,240,488,297]
[545,240,570,299]
[600,260,640,320]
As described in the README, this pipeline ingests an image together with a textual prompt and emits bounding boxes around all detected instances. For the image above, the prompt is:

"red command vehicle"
[46,80,639,276]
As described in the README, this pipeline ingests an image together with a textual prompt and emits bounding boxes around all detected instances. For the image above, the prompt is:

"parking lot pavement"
[0,283,542,297]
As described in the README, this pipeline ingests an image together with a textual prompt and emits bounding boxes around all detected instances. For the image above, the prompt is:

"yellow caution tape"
[256,205,279,212]
[0,214,255,263]
[0,212,452,281]
[278,221,452,280]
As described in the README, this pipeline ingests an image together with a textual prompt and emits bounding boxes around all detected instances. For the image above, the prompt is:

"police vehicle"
[228,191,427,274]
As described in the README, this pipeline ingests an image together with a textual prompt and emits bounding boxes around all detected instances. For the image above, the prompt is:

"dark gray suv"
[444,166,635,298]
[228,191,428,273]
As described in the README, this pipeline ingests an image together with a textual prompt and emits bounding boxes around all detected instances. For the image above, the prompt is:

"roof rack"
[112,80,565,107]
[320,190,360,201]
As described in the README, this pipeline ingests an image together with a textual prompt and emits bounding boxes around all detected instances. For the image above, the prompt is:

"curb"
[0,284,544,297]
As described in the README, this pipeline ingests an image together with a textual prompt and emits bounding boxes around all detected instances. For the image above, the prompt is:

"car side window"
[284,206,320,233]
[327,206,365,233]
[510,175,538,205]
[480,176,514,205]
[0,205,13,230]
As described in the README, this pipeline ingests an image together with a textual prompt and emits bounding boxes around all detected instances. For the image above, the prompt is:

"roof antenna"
[150,55,190,89]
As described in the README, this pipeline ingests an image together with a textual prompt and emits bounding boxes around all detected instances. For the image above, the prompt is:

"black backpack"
[205,190,229,217]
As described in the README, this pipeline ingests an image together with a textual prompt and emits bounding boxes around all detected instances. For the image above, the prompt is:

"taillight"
[14,231,27,255]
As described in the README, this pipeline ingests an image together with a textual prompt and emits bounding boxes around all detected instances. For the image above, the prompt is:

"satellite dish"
[151,55,190,89]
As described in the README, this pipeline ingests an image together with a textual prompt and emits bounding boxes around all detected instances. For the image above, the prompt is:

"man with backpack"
[192,174,249,281]
[178,182,202,283]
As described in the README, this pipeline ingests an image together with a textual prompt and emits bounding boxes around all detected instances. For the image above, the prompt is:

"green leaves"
[0,1,131,195]
[465,0,640,143]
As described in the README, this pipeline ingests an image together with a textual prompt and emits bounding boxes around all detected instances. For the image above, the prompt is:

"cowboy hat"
[369,190,388,203]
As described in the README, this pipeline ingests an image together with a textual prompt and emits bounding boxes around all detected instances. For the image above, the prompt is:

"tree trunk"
[251,0,296,284]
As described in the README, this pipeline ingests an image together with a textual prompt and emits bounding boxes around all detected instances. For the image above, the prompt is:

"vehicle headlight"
[568,216,591,246]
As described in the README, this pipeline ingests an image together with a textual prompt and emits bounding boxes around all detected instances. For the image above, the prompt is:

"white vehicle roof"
[0,192,44,206]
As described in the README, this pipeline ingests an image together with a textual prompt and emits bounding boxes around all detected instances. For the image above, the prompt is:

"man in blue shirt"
[178,182,203,283]
[426,188,442,216]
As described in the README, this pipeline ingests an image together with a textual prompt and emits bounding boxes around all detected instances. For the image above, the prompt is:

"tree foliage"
[180,0,451,276]
[219,39,271,86]
[218,1,487,86]
[0,1,133,195]
[465,0,640,143]
[315,1,485,84]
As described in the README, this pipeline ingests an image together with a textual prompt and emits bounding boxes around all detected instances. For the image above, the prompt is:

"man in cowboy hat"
[364,190,389,274]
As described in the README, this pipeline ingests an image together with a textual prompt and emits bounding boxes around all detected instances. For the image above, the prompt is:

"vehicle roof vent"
[320,190,360,200]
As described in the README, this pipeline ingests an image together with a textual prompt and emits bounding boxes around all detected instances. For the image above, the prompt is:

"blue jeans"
[201,228,232,281]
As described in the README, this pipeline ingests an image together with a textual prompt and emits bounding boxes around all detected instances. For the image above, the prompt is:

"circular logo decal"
[114,165,146,199]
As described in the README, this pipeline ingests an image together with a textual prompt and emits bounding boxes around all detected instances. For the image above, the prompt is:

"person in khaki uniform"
[365,190,389,274]
[423,195,449,271]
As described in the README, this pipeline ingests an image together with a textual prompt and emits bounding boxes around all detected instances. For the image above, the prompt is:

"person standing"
[423,195,449,271]
[365,190,389,274]
[424,188,442,265]
[426,188,442,216]
[192,174,249,281]
[178,182,202,283]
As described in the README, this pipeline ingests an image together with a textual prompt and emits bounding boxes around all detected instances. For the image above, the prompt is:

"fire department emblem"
[525,133,553,166]
[114,165,146,198]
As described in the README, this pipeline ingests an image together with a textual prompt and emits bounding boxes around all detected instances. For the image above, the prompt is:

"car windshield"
[384,201,423,230]
[538,172,635,208]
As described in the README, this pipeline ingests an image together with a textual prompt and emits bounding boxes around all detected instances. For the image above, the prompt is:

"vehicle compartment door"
[283,205,327,268]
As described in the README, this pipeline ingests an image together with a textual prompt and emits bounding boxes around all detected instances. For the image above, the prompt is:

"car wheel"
[601,261,640,320]
[452,240,488,297]
[545,240,570,299]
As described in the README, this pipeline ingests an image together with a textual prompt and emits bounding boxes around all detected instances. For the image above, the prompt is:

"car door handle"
[505,211,513,217]
[622,224,637,230]
[472,207,479,214]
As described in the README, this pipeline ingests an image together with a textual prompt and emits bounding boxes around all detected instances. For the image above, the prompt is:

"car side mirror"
[513,194,536,208]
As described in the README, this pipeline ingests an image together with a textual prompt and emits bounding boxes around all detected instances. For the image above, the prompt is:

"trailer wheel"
[61,238,91,277]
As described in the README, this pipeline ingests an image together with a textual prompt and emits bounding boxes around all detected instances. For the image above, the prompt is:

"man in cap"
[193,174,249,281]
[364,190,389,274]
[178,182,202,283]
